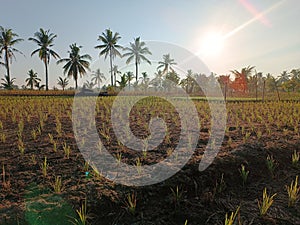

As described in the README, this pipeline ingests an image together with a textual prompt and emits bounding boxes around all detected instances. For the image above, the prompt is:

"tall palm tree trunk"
[5,48,10,81]
[135,61,138,81]
[275,86,281,101]
[109,50,113,87]
[75,78,78,89]
[114,72,116,87]
[44,59,49,91]
[224,82,228,102]
[262,80,266,102]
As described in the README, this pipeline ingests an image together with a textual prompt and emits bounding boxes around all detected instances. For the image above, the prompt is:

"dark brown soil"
[0,97,299,225]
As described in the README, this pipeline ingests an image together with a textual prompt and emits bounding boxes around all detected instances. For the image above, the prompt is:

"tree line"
[1,26,300,97]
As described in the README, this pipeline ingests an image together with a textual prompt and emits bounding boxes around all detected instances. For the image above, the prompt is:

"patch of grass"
[25,183,76,225]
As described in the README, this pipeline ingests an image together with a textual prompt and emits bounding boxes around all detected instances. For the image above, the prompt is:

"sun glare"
[200,32,225,57]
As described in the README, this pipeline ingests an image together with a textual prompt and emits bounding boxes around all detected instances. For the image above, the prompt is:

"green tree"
[0,26,24,82]
[124,71,134,90]
[1,75,15,90]
[150,70,164,90]
[117,74,128,89]
[157,54,177,75]
[278,70,290,86]
[57,77,69,91]
[139,72,150,90]
[95,29,123,87]
[25,69,41,90]
[123,37,152,81]
[35,82,46,90]
[83,80,96,89]
[57,43,91,89]
[230,66,255,93]
[29,28,60,90]
[164,70,180,91]
[91,69,106,89]
[180,69,196,93]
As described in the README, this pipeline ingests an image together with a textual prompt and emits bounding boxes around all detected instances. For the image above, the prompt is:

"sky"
[0,0,300,88]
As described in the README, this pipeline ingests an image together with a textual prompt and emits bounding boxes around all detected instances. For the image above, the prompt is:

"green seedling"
[48,133,54,144]
[286,176,299,207]
[239,164,249,186]
[53,176,63,193]
[258,188,276,216]
[266,155,277,176]
[215,173,226,194]
[170,185,183,207]
[63,142,71,159]
[124,192,137,216]
[292,150,299,168]
[70,199,88,225]
[18,139,25,155]
[136,158,142,174]
[225,206,240,225]
[41,157,48,177]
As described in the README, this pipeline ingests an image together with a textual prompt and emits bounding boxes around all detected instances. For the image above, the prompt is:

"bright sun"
[200,32,225,57]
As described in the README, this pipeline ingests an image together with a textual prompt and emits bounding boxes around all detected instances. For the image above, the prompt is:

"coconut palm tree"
[230,66,254,93]
[124,71,134,90]
[83,80,96,89]
[1,75,15,90]
[123,37,152,81]
[25,69,40,90]
[28,28,60,90]
[57,76,69,91]
[0,54,4,67]
[117,74,128,89]
[180,70,196,93]
[35,82,46,90]
[157,54,177,75]
[95,29,123,87]
[57,43,91,89]
[150,70,164,91]
[91,69,106,90]
[110,65,121,87]
[278,70,290,86]
[0,26,24,82]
